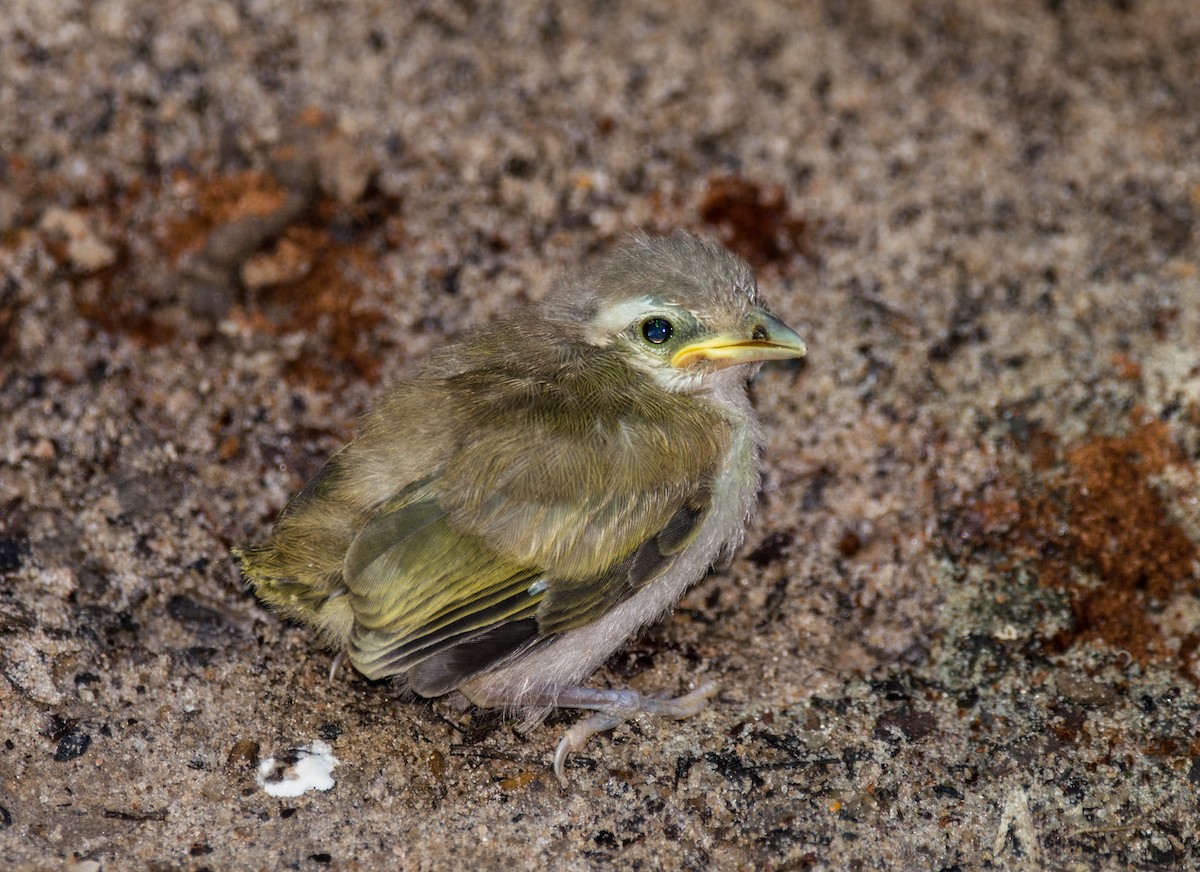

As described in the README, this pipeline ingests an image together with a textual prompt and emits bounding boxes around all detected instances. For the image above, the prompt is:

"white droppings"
[256,740,340,797]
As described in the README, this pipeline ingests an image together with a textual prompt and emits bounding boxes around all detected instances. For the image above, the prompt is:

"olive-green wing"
[342,481,712,695]
[343,483,542,683]
[405,494,711,697]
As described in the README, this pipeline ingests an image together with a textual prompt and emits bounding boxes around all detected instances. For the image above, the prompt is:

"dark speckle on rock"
[184,646,218,667]
[836,530,863,558]
[870,677,910,702]
[703,750,765,789]
[933,784,964,801]
[167,595,228,636]
[674,754,698,787]
[226,739,260,770]
[593,831,619,850]
[42,714,76,743]
[873,707,937,744]
[53,728,91,762]
[0,538,26,573]
[746,531,793,567]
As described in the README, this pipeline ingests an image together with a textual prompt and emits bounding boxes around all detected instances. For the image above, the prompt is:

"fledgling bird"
[235,230,806,780]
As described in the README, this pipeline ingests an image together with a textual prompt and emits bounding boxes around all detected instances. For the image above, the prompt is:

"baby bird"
[235,230,807,780]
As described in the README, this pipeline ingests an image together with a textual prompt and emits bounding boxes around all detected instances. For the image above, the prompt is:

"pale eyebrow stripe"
[585,296,661,343]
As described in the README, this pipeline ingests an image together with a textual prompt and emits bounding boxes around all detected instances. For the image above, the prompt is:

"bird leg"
[461,680,721,783]
[550,681,720,783]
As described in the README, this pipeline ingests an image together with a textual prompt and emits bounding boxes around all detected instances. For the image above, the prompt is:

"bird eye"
[641,317,673,345]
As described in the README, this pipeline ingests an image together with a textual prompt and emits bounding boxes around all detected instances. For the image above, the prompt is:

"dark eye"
[641,317,673,344]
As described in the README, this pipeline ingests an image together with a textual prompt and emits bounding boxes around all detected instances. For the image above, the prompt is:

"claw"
[328,650,345,683]
[554,713,621,784]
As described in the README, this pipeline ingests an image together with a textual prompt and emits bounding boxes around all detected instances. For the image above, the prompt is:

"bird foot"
[551,681,721,784]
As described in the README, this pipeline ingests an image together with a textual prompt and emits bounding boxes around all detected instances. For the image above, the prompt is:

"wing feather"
[337,329,730,689]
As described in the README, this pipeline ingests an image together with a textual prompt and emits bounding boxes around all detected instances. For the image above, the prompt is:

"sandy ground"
[2,1,1199,868]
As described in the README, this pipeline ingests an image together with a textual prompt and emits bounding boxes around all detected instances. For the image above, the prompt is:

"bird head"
[543,231,807,393]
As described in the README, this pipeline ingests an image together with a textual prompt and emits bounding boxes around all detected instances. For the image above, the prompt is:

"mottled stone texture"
[2,1,1198,869]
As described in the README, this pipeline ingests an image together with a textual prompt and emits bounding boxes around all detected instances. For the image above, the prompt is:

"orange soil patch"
[948,416,1198,667]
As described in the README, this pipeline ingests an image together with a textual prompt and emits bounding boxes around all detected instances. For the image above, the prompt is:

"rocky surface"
[2,1,1198,868]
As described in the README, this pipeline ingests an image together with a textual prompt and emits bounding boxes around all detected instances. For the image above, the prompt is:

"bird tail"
[233,542,355,647]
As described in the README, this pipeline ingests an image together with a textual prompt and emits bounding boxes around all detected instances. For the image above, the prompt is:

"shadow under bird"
[235,230,807,780]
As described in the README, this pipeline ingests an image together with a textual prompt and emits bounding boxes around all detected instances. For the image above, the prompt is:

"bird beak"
[671,310,807,370]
